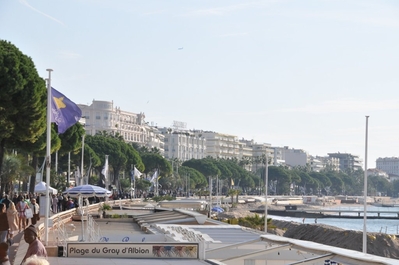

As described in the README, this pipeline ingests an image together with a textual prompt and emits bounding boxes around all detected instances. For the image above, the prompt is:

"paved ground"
[8,231,24,265]
[11,209,152,265]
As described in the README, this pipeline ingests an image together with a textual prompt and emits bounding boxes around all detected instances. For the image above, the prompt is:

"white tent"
[34,181,58,195]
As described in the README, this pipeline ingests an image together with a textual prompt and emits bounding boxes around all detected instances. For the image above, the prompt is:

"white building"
[161,128,206,161]
[238,139,276,171]
[309,156,324,172]
[276,146,308,168]
[328,152,363,171]
[194,131,241,159]
[309,155,340,172]
[78,100,164,152]
[376,157,399,176]
[367,168,389,179]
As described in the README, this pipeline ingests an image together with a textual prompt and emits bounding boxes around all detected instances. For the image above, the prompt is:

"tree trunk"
[0,139,5,195]
[29,155,39,193]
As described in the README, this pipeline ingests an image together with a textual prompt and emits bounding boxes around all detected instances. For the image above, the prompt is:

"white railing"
[54,215,72,257]
[87,214,101,242]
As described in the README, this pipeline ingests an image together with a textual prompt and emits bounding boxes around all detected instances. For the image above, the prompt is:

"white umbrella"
[63,184,112,198]
[34,181,58,195]
[63,185,112,242]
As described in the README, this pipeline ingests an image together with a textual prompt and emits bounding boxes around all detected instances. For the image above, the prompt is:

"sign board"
[67,242,202,259]
[35,173,42,183]
[172,120,187,130]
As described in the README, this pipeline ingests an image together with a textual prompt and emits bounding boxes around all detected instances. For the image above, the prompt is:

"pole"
[133,168,136,199]
[104,155,109,202]
[67,152,71,189]
[363,115,369,253]
[209,176,212,218]
[80,135,85,186]
[216,175,219,206]
[131,164,133,198]
[44,68,53,246]
[80,134,85,241]
[264,149,268,233]
[186,175,188,198]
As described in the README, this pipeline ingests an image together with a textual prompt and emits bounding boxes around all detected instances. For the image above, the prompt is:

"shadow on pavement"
[9,231,24,265]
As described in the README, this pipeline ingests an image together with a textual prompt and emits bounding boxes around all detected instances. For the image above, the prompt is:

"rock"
[271,219,399,259]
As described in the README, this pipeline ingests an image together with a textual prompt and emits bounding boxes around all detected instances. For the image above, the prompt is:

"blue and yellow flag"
[51,87,82,133]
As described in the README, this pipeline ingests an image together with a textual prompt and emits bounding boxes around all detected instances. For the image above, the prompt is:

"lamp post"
[363,115,369,253]
[44,68,53,246]
[264,149,268,233]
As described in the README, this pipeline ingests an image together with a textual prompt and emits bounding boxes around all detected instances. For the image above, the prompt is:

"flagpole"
[133,166,136,199]
[80,135,85,185]
[156,169,159,196]
[104,155,109,202]
[45,69,53,246]
[363,116,369,253]
[209,176,212,218]
[264,149,268,233]
[67,152,71,189]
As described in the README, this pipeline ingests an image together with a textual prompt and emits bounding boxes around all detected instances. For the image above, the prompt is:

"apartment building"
[328,152,363,171]
[276,146,308,168]
[314,155,340,171]
[193,131,241,159]
[77,100,164,152]
[376,157,399,177]
[161,128,206,161]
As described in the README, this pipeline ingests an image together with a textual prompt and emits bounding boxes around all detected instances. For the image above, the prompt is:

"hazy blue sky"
[2,0,399,168]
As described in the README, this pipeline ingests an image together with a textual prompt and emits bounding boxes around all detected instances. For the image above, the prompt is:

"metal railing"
[87,214,101,242]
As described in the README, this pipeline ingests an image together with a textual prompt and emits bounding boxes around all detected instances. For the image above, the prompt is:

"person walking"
[30,199,40,225]
[0,204,9,243]
[51,195,58,214]
[6,202,18,244]
[57,194,63,212]
[11,195,18,206]
[1,196,11,210]
[16,195,28,232]
[0,242,10,265]
[22,225,47,264]
[24,195,31,227]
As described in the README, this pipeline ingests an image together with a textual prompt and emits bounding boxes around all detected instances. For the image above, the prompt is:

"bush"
[99,203,112,212]
[152,195,176,202]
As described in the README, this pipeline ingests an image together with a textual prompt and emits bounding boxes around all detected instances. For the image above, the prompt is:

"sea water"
[268,205,399,234]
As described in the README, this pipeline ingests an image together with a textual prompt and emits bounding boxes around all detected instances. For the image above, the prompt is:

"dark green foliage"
[0,40,47,194]
[151,195,175,202]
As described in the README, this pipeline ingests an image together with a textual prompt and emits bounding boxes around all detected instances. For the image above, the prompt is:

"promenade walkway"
[9,198,399,265]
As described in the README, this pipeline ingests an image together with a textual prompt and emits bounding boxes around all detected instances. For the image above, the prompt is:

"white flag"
[101,156,108,178]
[150,170,158,183]
[134,166,142,179]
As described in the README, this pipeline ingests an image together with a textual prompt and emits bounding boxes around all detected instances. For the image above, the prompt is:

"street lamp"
[264,150,268,233]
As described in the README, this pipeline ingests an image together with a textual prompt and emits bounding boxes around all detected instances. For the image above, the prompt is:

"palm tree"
[1,153,34,194]
[238,214,276,231]
[228,189,240,204]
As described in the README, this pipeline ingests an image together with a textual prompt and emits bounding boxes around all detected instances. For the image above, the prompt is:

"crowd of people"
[0,192,79,265]
[0,191,109,265]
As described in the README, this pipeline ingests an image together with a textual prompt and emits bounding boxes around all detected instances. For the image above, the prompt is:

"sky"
[2,0,399,168]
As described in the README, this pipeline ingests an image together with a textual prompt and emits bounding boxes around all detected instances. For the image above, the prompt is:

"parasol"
[211,206,224,213]
[63,184,111,198]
